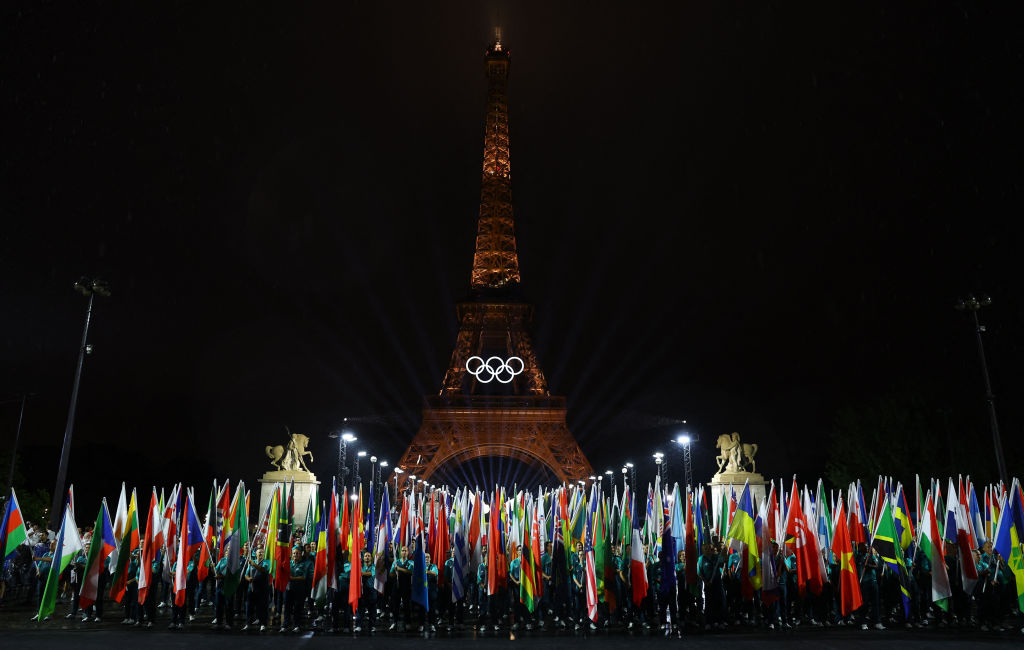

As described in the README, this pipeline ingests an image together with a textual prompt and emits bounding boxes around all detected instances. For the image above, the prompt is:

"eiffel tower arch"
[393,39,593,486]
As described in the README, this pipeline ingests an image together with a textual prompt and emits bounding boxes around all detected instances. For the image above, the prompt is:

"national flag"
[222,482,248,598]
[871,497,912,615]
[757,503,780,606]
[630,527,648,604]
[79,500,116,610]
[953,490,980,595]
[830,496,862,616]
[137,487,163,605]
[197,482,217,583]
[108,488,139,602]
[0,488,27,560]
[274,482,292,593]
[727,480,762,595]
[919,492,951,610]
[684,489,699,596]
[992,479,1024,613]
[893,483,914,551]
[374,485,392,594]
[174,490,207,607]
[783,478,822,596]
[411,530,429,611]
[521,505,538,612]
[967,481,986,548]
[38,503,84,620]
[348,486,364,613]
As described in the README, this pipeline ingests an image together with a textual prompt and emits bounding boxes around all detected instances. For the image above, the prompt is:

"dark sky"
[2,1,1022,512]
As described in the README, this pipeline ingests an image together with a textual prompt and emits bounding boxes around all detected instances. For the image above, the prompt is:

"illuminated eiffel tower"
[392,37,593,486]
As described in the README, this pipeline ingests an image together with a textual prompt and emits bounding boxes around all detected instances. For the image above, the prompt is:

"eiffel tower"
[392,37,593,486]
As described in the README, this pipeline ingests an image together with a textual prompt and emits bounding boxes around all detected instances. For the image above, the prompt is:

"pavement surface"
[2,596,1023,648]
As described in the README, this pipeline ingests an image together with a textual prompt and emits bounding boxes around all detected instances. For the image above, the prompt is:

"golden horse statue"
[715,432,758,474]
[266,428,313,472]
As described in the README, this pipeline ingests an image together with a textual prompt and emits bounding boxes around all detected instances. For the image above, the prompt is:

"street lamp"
[955,294,1008,485]
[653,452,664,484]
[370,455,378,496]
[674,434,695,489]
[50,277,109,530]
[621,467,628,492]
[626,462,635,493]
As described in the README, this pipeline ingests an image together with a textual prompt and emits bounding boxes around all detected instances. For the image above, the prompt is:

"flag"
[830,496,862,616]
[79,500,116,610]
[521,505,538,612]
[684,489,699,596]
[871,497,912,615]
[108,488,139,602]
[137,487,162,605]
[411,530,429,611]
[174,490,207,607]
[893,484,914,551]
[784,479,822,596]
[630,527,648,605]
[38,503,84,620]
[274,482,293,593]
[953,491,979,595]
[348,486,363,613]
[374,485,392,594]
[222,482,248,598]
[992,479,1024,613]
[726,480,761,594]
[0,488,27,560]
[585,540,598,623]
[919,492,951,610]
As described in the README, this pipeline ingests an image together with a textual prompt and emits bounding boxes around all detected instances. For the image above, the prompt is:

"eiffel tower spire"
[391,39,593,487]
[470,35,521,295]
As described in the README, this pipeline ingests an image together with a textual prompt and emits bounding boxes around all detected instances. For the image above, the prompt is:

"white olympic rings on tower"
[465,355,525,384]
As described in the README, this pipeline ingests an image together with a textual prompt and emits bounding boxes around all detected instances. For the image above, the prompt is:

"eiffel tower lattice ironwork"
[392,38,593,486]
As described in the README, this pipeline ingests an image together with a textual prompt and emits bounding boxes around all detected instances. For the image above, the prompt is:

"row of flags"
[3,472,1023,621]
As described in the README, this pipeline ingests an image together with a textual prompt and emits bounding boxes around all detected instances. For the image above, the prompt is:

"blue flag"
[411,531,429,611]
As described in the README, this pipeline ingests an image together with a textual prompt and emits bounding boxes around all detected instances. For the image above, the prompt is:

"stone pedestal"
[259,470,320,533]
[709,472,767,531]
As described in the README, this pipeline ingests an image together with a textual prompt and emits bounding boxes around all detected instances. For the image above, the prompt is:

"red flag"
[830,497,862,616]
[348,486,363,613]
[784,479,822,596]
[137,488,162,605]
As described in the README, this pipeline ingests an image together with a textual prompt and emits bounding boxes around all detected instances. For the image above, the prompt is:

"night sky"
[2,1,1022,514]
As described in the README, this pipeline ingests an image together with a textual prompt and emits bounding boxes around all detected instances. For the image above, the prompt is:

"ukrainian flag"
[726,481,761,591]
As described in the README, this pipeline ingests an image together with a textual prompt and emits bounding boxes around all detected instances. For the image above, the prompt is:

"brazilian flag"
[872,498,912,616]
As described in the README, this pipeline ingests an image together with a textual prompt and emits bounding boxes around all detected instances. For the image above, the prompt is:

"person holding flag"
[356,550,377,633]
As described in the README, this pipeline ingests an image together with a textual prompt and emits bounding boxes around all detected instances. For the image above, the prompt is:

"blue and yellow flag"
[725,481,761,592]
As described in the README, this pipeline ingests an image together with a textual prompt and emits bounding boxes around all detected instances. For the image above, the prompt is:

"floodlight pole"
[956,294,1008,486]
[50,280,105,531]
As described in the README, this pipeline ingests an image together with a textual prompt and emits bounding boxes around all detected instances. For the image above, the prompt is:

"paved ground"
[3,627,1024,649]
[2,596,1022,648]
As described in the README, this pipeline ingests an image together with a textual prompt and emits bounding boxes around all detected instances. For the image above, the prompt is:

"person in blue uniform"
[389,544,413,631]
[282,545,307,632]
[356,551,377,633]
[243,547,270,632]
[211,552,234,630]
[333,549,352,632]
[856,542,884,630]
[477,547,491,631]
[423,551,439,632]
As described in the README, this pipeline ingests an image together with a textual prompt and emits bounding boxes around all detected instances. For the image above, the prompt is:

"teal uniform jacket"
[541,553,553,580]
[444,558,455,584]
[427,562,439,598]
[570,555,584,595]
[675,560,686,588]
[857,550,881,583]
[288,557,308,591]
[361,562,376,594]
[127,555,140,585]
[339,561,351,592]
[477,562,488,587]
[697,553,723,584]
[214,557,229,581]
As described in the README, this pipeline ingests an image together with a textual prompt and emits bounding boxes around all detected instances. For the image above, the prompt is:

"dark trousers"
[859,581,880,625]
[216,583,234,625]
[284,588,303,627]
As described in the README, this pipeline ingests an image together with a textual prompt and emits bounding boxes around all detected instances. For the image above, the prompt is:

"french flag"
[630,528,648,605]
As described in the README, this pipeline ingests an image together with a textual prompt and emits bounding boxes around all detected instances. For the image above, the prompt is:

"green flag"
[38,505,84,621]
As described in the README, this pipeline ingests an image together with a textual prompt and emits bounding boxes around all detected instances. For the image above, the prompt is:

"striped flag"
[38,503,84,620]
[79,500,115,610]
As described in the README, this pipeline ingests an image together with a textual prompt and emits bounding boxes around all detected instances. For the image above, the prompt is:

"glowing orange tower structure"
[393,39,593,485]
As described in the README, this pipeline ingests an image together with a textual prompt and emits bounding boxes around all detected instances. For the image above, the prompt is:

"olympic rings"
[465,355,525,384]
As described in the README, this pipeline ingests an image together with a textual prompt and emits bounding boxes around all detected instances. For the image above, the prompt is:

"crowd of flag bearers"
[2,471,1024,636]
